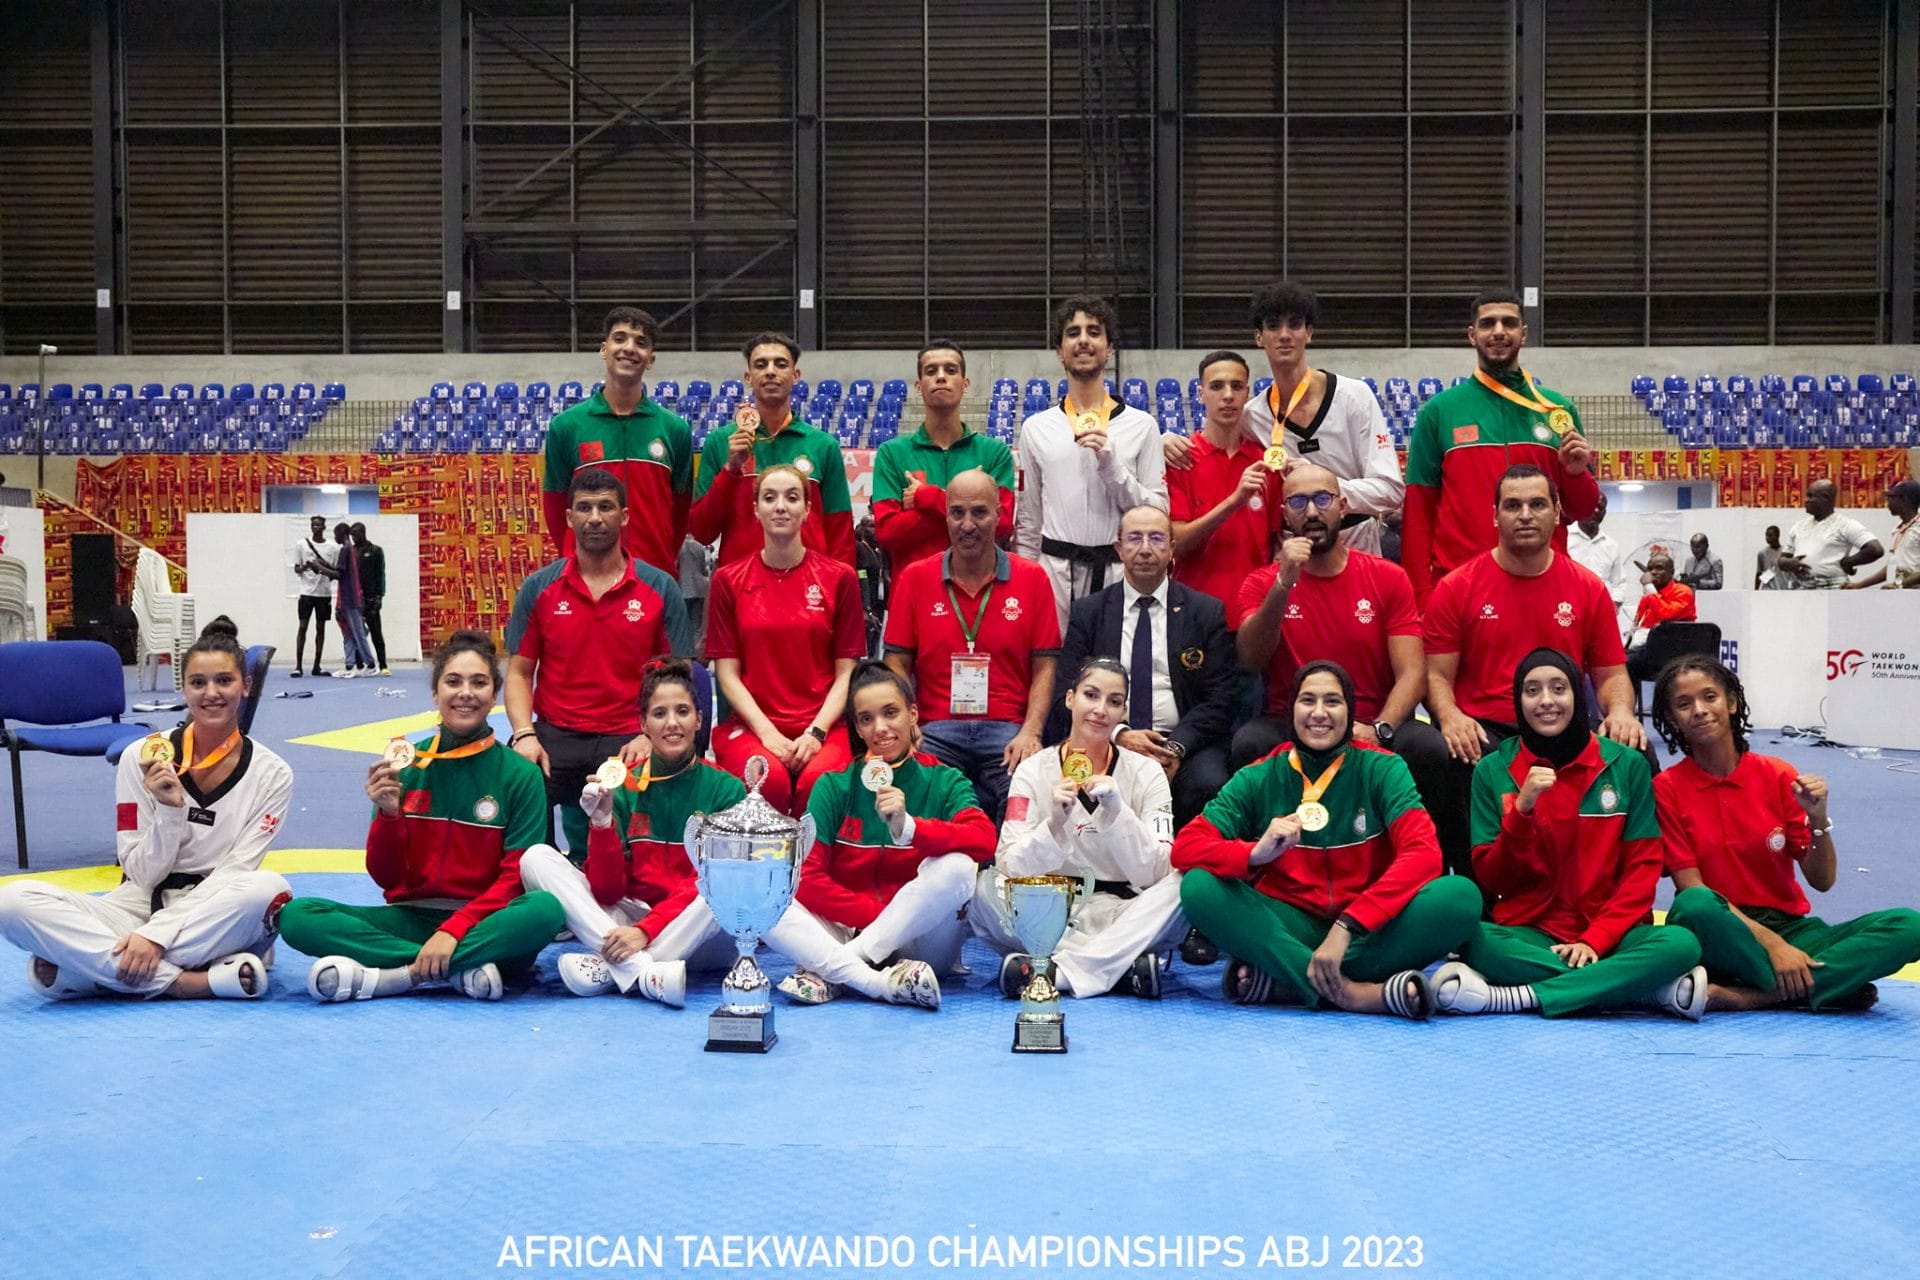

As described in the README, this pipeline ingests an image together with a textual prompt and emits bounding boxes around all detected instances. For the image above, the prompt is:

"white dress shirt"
[1119,576,1179,732]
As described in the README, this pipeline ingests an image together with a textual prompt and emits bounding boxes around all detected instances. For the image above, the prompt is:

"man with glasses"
[1230,464,1455,858]
[1055,505,1236,825]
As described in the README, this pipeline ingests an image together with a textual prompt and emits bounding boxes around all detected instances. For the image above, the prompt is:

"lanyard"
[414,730,495,769]
[1266,368,1316,430]
[178,726,241,774]
[1288,749,1345,804]
[945,578,996,654]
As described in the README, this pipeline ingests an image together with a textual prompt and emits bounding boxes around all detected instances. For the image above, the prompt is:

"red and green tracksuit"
[690,417,856,569]
[1172,742,1480,1007]
[1466,735,1699,1016]
[796,752,996,929]
[869,424,1017,571]
[1401,372,1601,605]
[541,390,694,576]
[582,758,746,944]
[277,730,564,972]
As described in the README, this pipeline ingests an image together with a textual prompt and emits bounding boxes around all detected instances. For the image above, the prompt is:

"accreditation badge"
[950,654,991,716]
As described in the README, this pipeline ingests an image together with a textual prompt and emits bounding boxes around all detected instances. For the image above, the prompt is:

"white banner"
[1824,591,1920,750]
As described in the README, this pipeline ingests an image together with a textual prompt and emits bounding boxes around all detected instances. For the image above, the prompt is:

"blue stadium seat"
[881,378,907,399]
[198,383,224,403]
[462,381,487,402]
[137,383,163,402]
[288,382,314,402]
[1790,375,1816,394]
[1856,373,1884,395]
[522,380,550,404]
[1662,376,1688,396]
[1122,378,1148,410]
[493,381,519,402]
[1825,374,1850,395]
[321,382,345,402]
[229,382,255,402]
[559,380,585,404]
[1416,377,1443,400]
[1890,373,1915,396]
[77,384,102,403]
[1725,374,1752,397]
[1630,376,1655,398]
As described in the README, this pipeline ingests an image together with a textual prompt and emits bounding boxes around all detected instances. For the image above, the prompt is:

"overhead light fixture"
[319,483,347,495]
[1617,482,1645,493]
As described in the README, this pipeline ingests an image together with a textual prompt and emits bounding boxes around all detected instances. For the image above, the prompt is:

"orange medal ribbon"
[1472,367,1556,415]
[412,730,496,769]
[1287,749,1345,805]
[1266,368,1316,429]
[177,726,242,774]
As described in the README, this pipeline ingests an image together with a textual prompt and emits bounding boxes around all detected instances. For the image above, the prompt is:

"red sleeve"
[1472,800,1549,897]
[1654,773,1699,874]
[1560,465,1601,524]
[705,569,740,659]
[1402,482,1441,606]
[825,508,857,569]
[871,497,918,560]
[995,484,1016,545]
[634,871,703,944]
[794,840,885,929]
[909,806,997,865]
[1343,807,1443,932]
[542,490,570,557]
[1165,467,1199,522]
[365,811,409,890]
[1381,562,1421,636]
[1233,566,1269,630]
[1170,814,1255,877]
[831,568,866,657]
[689,464,742,545]
[584,821,627,905]
[1645,585,1695,624]
[441,849,528,942]
[1420,570,1464,656]
[1576,834,1662,956]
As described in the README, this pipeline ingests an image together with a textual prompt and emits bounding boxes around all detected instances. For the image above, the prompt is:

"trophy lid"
[696,756,800,839]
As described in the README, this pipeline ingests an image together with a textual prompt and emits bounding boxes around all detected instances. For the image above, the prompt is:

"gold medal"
[137,735,175,766]
[383,737,417,770]
[1297,802,1330,832]
[734,404,761,433]
[1263,444,1289,470]
[593,758,629,790]
[1073,409,1103,437]
[861,759,894,792]
[1547,407,1574,437]
[1061,750,1094,783]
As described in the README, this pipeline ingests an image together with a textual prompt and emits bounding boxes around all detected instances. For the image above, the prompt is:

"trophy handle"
[791,813,816,894]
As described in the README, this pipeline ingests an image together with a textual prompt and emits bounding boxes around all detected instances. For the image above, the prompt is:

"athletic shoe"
[378,667,392,677]
[1431,960,1493,1014]
[558,952,615,997]
[458,963,504,1001]
[777,971,836,1004]
[307,955,382,1001]
[632,960,686,1007]
[289,668,303,679]
[882,959,941,1009]
[1178,926,1218,967]
[1655,964,1708,1021]
[1117,951,1162,1000]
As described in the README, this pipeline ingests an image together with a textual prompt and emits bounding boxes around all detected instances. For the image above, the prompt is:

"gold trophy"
[1003,873,1093,1054]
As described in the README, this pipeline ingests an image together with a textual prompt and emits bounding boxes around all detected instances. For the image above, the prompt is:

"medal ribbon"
[1266,368,1317,433]
[629,751,693,792]
[1472,367,1557,416]
[1061,392,1117,422]
[413,730,496,769]
[177,726,242,774]
[1287,749,1345,807]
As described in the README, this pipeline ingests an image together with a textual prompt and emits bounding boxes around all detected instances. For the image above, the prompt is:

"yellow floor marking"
[0,849,366,890]
[287,706,505,755]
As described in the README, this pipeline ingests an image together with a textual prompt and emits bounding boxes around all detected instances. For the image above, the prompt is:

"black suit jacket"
[1052,579,1237,754]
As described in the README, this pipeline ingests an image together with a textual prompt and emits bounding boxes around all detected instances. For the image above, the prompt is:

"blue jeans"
[337,605,375,669]
[918,718,1021,825]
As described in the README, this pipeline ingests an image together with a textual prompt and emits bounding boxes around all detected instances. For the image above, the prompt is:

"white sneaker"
[307,955,382,1001]
[633,960,686,1008]
[882,959,941,1010]
[1656,964,1708,1022]
[777,971,836,1005]
[457,962,504,1001]
[558,952,616,997]
[1431,960,1492,1014]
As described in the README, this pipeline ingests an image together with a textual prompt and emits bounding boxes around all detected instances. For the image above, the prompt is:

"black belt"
[1092,879,1138,900]
[1041,537,1121,595]
[144,871,206,914]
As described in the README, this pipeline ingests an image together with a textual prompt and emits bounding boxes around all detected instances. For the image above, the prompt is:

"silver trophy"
[685,756,813,1053]
[1004,873,1093,1053]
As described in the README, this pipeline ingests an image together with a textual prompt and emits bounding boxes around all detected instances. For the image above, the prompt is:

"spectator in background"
[1778,479,1882,589]
[1566,493,1634,642]
[677,534,712,650]
[1379,509,1403,564]
[1625,552,1697,691]
[1754,524,1783,589]
[289,515,338,678]
[350,523,390,677]
[856,516,888,655]
[1678,533,1723,592]
[1845,481,1920,591]
[332,521,376,678]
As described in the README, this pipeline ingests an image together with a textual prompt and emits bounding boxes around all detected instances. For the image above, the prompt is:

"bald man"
[1778,478,1882,589]
[886,469,1060,824]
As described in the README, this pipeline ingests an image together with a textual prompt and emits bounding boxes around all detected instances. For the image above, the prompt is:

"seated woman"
[1173,660,1479,1019]
[1437,648,1705,1019]
[781,660,997,1008]
[1654,655,1920,1011]
[707,463,865,815]
[0,617,291,1000]
[279,631,565,1001]
[971,658,1183,999]
[524,659,942,1009]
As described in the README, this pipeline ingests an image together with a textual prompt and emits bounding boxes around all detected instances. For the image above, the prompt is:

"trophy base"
[1012,1010,1067,1054]
[705,1005,777,1053]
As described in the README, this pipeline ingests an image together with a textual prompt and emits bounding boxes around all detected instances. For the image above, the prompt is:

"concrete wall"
[7,344,1919,404]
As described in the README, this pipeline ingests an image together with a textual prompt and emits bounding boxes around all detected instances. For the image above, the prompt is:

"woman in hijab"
[1173,660,1479,1019]
[1437,648,1705,1019]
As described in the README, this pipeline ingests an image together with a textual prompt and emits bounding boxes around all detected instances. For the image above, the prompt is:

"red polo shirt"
[1655,752,1813,916]
[706,550,866,737]
[884,549,1061,723]
[1167,432,1281,610]
[505,556,687,735]
[1422,550,1627,722]
[1234,551,1419,723]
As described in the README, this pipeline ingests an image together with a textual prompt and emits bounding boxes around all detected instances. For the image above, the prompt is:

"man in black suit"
[1055,504,1238,827]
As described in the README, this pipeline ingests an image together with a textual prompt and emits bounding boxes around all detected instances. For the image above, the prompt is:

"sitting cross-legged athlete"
[778,660,998,1009]
[971,657,1185,1000]
[279,631,565,1002]
[1435,648,1705,1019]
[1173,660,1480,1020]
[1653,656,1920,1012]
[0,618,291,1000]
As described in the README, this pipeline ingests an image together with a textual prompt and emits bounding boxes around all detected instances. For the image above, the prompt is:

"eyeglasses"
[1120,531,1169,549]
[1283,491,1339,514]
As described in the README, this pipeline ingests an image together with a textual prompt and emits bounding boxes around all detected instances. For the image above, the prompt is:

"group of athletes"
[1,283,1915,1022]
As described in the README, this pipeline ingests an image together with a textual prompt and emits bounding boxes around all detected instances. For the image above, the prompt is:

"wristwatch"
[1167,739,1188,760]
[1372,720,1396,746]
[807,726,828,744]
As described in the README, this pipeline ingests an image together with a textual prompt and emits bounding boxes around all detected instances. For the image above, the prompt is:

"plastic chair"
[0,641,149,868]
[1634,622,1721,717]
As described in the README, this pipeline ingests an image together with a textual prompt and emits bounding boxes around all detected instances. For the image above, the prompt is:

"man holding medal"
[886,470,1061,824]
[505,468,692,860]
[1011,297,1168,632]
[1162,281,1404,556]
[1401,289,1600,607]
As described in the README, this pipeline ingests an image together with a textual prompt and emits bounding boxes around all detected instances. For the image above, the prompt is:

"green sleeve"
[1469,746,1518,847]
[816,436,853,515]
[870,440,906,503]
[1199,760,1269,840]
[805,768,851,834]
[693,429,728,500]
[503,754,551,854]
[1405,400,1443,487]
[984,439,1017,488]
[504,562,560,655]
[1605,740,1660,841]
[669,413,694,496]
[1366,749,1426,827]
[931,764,977,819]
[634,559,692,656]
[542,411,573,494]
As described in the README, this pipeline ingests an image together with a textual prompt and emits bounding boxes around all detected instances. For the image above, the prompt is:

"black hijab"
[1291,659,1357,766]
[1512,647,1593,768]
